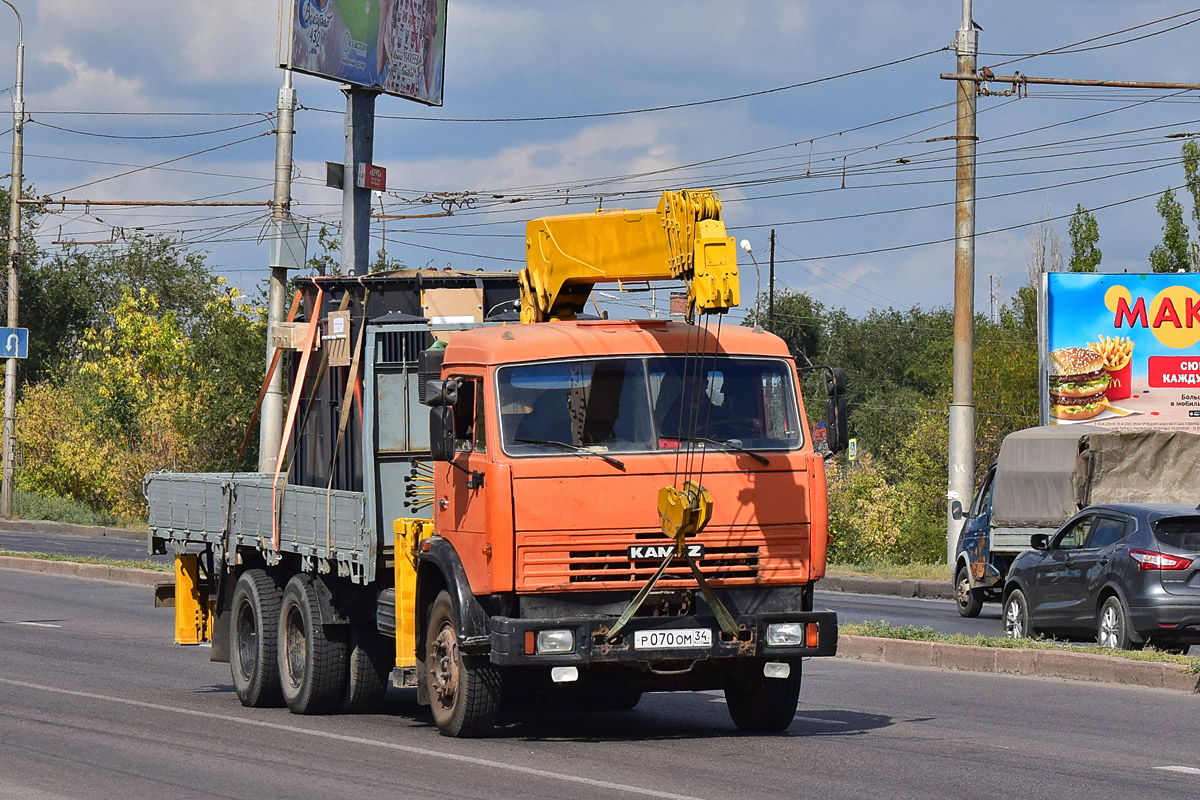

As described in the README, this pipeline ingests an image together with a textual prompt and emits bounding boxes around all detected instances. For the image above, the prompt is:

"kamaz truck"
[148,189,847,736]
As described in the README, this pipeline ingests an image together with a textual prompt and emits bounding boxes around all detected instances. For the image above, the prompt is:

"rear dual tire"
[230,569,285,708]
[279,574,348,715]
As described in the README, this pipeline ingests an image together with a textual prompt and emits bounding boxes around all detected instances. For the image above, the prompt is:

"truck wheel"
[1003,589,1033,639]
[341,626,391,712]
[955,565,984,618]
[724,661,802,733]
[230,569,285,708]
[278,574,348,714]
[425,590,500,737]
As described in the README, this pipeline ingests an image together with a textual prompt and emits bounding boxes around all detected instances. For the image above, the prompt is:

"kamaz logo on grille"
[627,543,705,560]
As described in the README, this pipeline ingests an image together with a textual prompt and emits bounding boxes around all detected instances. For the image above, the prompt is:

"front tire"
[724,661,801,733]
[230,569,285,708]
[1097,596,1134,650]
[278,574,348,715]
[1003,589,1032,639]
[955,564,984,618]
[425,591,500,737]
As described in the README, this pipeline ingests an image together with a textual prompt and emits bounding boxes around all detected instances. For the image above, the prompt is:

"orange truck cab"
[418,316,840,733]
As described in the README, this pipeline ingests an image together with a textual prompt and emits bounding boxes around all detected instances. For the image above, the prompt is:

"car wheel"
[1003,589,1032,639]
[1097,596,1133,650]
[955,564,984,618]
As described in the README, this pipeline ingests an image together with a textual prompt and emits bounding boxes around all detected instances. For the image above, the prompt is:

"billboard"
[283,0,447,106]
[1043,272,1200,432]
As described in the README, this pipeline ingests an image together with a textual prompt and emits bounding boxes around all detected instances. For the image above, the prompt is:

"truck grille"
[563,544,759,584]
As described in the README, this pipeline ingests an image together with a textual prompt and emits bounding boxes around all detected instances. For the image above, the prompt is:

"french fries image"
[1087,334,1133,370]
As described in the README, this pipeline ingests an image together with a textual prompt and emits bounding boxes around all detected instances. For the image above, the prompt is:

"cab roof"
[443,319,792,367]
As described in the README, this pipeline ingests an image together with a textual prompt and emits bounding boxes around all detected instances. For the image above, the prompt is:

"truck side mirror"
[823,368,848,455]
[425,378,460,408]
[429,406,456,461]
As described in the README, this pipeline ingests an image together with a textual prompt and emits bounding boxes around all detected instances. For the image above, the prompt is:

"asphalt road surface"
[2,568,1198,800]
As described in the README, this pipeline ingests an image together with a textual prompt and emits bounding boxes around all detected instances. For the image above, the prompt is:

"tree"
[1067,205,1101,272]
[1149,188,1191,273]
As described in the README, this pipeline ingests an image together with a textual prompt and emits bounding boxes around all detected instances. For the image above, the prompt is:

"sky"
[3,1,1200,324]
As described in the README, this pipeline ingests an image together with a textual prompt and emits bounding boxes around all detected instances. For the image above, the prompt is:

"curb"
[839,634,1200,693]
[821,574,955,601]
[0,556,164,587]
[0,518,144,541]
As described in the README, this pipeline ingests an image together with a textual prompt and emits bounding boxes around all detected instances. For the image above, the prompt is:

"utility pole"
[947,0,977,565]
[768,229,776,328]
[259,71,297,473]
[2,0,23,519]
[936,34,1200,568]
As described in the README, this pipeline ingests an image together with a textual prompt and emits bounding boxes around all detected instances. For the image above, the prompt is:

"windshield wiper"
[672,436,769,465]
[513,438,626,470]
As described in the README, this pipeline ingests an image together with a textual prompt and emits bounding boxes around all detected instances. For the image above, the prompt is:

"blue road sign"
[0,327,28,359]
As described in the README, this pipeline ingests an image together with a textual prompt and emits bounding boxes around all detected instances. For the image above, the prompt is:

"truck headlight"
[766,622,806,647]
[536,629,575,654]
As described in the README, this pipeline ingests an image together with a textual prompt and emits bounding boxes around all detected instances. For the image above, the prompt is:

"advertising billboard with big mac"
[1044,273,1200,431]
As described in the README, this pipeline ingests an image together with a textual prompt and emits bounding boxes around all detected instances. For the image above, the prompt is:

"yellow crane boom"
[518,189,740,324]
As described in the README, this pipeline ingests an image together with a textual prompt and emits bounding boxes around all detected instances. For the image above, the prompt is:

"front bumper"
[487,610,838,666]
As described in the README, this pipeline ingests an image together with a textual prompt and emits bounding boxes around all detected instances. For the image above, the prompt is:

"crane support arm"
[518,189,740,324]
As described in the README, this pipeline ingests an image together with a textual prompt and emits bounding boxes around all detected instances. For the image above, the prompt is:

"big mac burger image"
[1048,347,1110,421]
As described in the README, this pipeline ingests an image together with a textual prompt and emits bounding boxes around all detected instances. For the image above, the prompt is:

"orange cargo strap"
[271,287,324,550]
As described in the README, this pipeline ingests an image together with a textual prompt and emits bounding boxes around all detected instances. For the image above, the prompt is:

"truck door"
[436,375,494,589]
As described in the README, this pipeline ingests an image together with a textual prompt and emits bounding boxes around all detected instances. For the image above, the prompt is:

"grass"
[827,561,948,581]
[0,548,169,572]
[13,490,146,530]
[843,620,1200,672]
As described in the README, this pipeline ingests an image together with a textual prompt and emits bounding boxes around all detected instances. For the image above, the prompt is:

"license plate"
[633,628,713,650]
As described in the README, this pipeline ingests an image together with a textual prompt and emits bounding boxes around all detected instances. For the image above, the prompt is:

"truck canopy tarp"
[991,425,1200,528]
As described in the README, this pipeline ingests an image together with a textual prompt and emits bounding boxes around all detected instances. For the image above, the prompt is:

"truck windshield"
[497,356,802,456]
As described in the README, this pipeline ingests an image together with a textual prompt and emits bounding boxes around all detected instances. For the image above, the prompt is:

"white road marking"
[0,678,707,800]
[795,716,848,726]
[0,621,62,628]
[1157,766,1200,776]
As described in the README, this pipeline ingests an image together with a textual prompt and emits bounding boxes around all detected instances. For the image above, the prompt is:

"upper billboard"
[1043,272,1200,432]
[283,0,447,106]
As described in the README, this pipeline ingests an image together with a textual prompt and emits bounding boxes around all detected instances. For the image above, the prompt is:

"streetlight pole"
[2,0,24,519]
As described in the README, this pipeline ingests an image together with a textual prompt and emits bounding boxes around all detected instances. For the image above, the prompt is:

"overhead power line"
[299,47,949,123]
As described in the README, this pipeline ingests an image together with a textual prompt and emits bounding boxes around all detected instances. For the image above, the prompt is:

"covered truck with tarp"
[952,424,1200,616]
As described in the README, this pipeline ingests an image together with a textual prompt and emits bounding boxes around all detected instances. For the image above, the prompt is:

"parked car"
[1002,503,1200,652]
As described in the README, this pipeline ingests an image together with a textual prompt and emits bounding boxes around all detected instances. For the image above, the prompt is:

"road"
[2,567,1198,800]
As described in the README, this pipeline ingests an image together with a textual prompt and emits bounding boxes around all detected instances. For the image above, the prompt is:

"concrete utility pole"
[2,0,23,519]
[258,71,297,473]
[947,0,977,564]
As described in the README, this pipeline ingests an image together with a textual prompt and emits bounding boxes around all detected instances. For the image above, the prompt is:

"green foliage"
[1067,204,1101,272]
[13,237,265,517]
[12,489,138,528]
[1150,188,1191,273]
